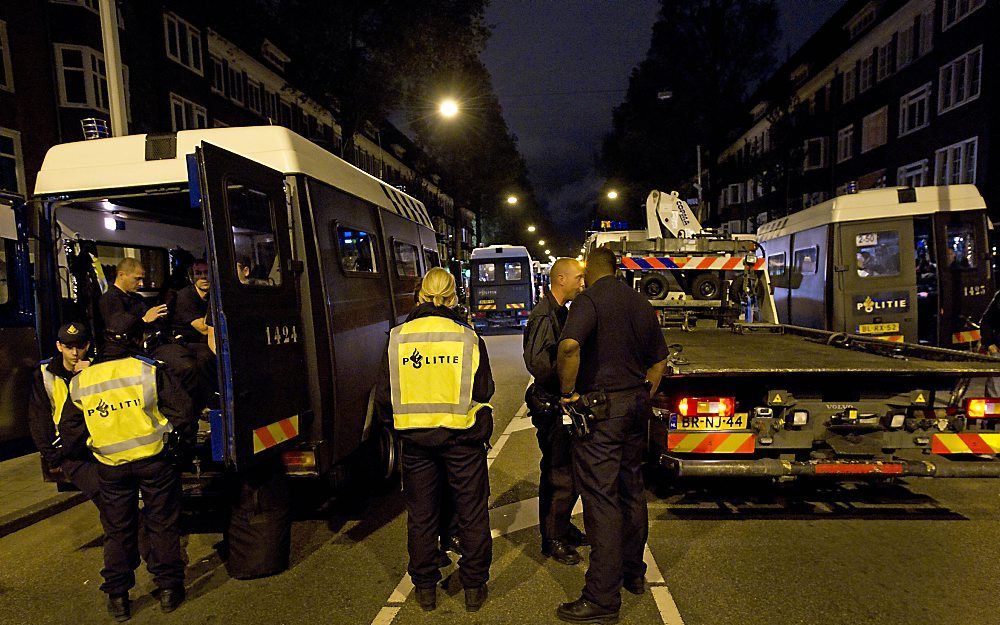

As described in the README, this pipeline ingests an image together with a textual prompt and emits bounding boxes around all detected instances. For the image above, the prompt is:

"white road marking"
[369,402,687,625]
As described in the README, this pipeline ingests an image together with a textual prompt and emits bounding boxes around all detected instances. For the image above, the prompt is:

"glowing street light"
[438,98,459,119]
[506,195,518,205]
[544,249,551,255]
[606,189,619,200]
[538,240,546,246]
[527,225,536,232]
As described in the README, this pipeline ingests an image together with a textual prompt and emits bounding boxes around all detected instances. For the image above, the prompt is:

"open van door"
[192,143,310,470]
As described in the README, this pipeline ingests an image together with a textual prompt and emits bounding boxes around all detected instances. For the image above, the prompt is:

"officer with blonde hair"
[375,267,495,613]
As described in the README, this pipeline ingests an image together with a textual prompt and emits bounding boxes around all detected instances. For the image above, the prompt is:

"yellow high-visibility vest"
[39,361,70,433]
[69,356,173,466]
[388,315,490,430]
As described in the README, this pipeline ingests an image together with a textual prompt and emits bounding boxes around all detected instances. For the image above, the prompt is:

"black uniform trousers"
[401,440,492,589]
[572,389,650,611]
[532,410,579,544]
[152,342,216,408]
[97,455,185,595]
[60,458,102,501]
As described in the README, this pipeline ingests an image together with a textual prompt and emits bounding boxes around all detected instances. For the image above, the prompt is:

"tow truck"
[587,188,1000,479]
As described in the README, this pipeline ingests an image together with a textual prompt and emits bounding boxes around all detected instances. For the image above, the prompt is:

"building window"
[0,21,12,92]
[50,0,97,12]
[54,44,129,113]
[934,137,978,185]
[246,79,262,114]
[897,22,914,70]
[842,65,857,103]
[943,0,986,30]
[210,56,224,95]
[917,8,934,57]
[938,46,982,114]
[163,12,203,75]
[725,183,743,205]
[227,65,245,105]
[859,52,875,92]
[261,40,289,73]
[278,101,292,127]
[169,92,207,131]
[861,107,887,153]
[897,159,929,187]
[0,128,24,195]
[837,125,854,163]
[803,137,827,171]
[876,41,893,82]
[899,82,931,137]
[847,3,877,40]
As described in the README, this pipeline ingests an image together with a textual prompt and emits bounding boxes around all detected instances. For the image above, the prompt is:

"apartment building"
[714,0,995,233]
[0,0,473,261]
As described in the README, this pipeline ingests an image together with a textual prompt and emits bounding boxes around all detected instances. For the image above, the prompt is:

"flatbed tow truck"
[587,189,1000,480]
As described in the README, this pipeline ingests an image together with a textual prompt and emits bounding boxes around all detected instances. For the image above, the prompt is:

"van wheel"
[374,423,399,482]
[640,273,669,300]
[690,274,721,300]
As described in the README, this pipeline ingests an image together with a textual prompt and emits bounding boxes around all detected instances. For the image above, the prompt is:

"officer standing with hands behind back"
[523,258,587,565]
[555,246,668,624]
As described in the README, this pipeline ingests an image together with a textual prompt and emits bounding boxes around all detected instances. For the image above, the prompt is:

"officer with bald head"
[523,258,587,565]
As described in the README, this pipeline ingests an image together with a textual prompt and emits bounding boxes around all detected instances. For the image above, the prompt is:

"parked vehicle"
[468,245,535,331]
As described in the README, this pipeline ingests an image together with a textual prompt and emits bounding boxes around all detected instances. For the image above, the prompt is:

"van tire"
[370,421,399,483]
[640,273,669,300]
[690,274,721,300]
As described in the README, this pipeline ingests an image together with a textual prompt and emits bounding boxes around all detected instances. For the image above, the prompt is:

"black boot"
[542,539,581,565]
[556,597,619,624]
[465,585,488,612]
[623,575,646,595]
[159,587,186,613]
[565,524,589,547]
[414,586,437,611]
[106,593,131,622]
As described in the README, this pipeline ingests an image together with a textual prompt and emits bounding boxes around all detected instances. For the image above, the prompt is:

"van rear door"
[934,210,992,347]
[193,143,310,470]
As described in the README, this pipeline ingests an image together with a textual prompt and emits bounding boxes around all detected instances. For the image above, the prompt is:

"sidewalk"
[0,452,86,538]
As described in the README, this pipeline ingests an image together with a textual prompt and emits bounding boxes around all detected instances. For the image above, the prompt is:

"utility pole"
[98,0,128,136]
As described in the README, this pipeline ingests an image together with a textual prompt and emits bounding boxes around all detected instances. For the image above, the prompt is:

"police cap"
[57,321,90,347]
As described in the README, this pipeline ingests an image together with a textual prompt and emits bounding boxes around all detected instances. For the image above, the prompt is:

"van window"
[96,244,168,291]
[227,182,281,286]
[767,253,786,276]
[477,263,496,283]
[944,224,976,269]
[335,225,378,274]
[504,261,524,281]
[855,230,900,278]
[393,241,419,278]
[793,246,819,275]
[423,247,440,270]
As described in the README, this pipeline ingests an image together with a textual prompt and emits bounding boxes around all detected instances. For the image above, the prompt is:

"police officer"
[375,267,494,613]
[555,246,668,624]
[99,258,199,400]
[523,258,587,565]
[58,330,195,622]
[169,259,217,407]
[27,321,100,501]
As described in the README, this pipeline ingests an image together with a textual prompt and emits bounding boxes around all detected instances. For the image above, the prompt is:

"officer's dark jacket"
[375,303,495,446]
[58,356,197,460]
[99,285,150,337]
[170,284,209,343]
[27,357,75,468]
[523,290,567,395]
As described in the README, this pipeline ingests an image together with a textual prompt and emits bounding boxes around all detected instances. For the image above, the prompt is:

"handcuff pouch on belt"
[525,383,562,420]
[562,392,607,440]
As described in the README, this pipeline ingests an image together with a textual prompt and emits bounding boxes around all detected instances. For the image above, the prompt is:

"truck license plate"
[857,323,899,334]
[671,412,748,431]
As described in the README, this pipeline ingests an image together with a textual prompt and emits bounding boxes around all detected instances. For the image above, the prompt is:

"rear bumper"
[661,455,1000,478]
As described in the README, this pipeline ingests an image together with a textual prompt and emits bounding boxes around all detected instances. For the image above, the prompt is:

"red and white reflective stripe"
[252,415,300,454]
[671,256,765,270]
[814,463,903,475]
[952,329,981,344]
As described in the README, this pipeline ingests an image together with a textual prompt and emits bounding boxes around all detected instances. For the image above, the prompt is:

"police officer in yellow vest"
[59,327,195,622]
[28,321,100,500]
[375,267,495,613]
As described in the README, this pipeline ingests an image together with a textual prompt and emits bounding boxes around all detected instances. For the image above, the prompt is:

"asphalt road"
[3,332,1000,625]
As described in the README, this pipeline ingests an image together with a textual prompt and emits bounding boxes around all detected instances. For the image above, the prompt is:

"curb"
[0,492,88,539]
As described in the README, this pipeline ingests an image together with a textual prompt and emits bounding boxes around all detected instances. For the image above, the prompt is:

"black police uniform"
[58,355,195,598]
[523,290,581,550]
[560,275,669,612]
[374,303,495,593]
[99,284,200,398]
[27,324,101,501]
[170,284,217,406]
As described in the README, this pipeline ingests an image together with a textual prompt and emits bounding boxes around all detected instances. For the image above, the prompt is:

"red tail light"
[677,397,735,418]
[965,398,1000,418]
[518,310,530,316]
[473,312,487,319]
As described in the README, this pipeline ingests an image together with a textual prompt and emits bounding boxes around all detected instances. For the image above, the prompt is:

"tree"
[601,0,780,225]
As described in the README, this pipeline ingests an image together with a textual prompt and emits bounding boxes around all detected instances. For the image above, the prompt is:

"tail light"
[677,397,735,418]
[282,450,317,474]
[965,398,1000,418]
[473,312,487,319]
[518,309,530,316]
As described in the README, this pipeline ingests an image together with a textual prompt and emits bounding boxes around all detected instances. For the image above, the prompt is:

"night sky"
[481,0,848,253]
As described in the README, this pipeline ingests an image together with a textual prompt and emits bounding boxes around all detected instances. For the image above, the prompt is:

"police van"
[757,185,991,347]
[15,126,442,485]
[468,245,535,331]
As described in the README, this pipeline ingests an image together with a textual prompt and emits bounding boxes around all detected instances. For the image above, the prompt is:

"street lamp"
[606,190,619,200]
[439,98,459,119]
[527,225,536,232]
[506,195,518,205]
[544,249,551,255]
[538,240,546,246]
